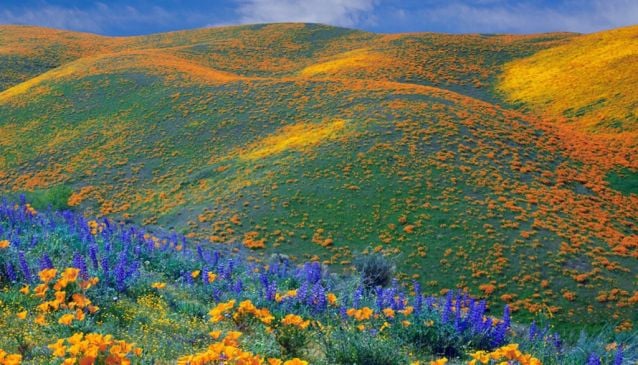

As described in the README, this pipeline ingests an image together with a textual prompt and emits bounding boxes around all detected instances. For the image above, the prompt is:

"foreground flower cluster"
[0,199,633,364]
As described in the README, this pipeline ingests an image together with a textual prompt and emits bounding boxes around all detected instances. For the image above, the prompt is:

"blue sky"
[0,0,636,35]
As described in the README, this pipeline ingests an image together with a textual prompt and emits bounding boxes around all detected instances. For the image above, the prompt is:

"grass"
[18,184,73,211]
[606,168,638,196]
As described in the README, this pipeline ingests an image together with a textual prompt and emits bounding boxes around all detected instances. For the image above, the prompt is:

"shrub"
[354,254,394,289]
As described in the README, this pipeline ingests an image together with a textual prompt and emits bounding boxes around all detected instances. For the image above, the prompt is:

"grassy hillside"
[498,25,638,171]
[0,23,636,335]
[0,25,124,91]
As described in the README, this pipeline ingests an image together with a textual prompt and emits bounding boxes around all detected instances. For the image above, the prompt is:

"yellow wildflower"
[430,359,447,365]
[61,268,80,283]
[58,314,75,325]
[281,314,310,330]
[284,359,309,365]
[383,307,396,319]
[49,339,67,357]
[38,268,57,283]
[151,282,166,289]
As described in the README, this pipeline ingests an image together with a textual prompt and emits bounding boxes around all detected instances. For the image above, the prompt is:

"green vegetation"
[20,184,73,211]
[606,168,638,196]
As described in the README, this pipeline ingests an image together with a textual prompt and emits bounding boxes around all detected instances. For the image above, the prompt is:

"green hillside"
[0,23,636,332]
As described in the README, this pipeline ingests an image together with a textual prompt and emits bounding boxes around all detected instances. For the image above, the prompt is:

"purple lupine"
[413,282,423,314]
[197,245,207,262]
[465,298,478,328]
[614,345,623,365]
[10,237,20,250]
[441,291,453,323]
[393,292,406,310]
[232,279,243,295]
[5,262,17,282]
[212,287,222,301]
[39,253,54,271]
[266,282,277,301]
[552,333,562,351]
[297,281,309,303]
[454,298,462,333]
[482,317,493,335]
[127,259,140,279]
[470,301,487,333]
[375,287,385,310]
[259,272,269,289]
[339,305,348,320]
[485,305,511,347]
[352,286,363,308]
[502,305,511,329]
[587,353,601,365]
[528,321,538,341]
[425,296,435,310]
[180,236,187,252]
[211,251,220,267]
[201,268,209,285]
[184,271,194,285]
[303,262,322,284]
[114,254,128,291]
[89,244,99,270]
[18,251,32,283]
[310,282,327,312]
[101,257,110,278]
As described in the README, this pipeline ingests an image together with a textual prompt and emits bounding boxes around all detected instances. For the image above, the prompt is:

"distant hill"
[0,23,636,329]
[499,25,637,134]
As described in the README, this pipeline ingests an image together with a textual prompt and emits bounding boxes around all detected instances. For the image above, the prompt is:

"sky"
[0,0,636,35]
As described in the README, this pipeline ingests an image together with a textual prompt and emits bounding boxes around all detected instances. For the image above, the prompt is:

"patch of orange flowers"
[48,332,142,365]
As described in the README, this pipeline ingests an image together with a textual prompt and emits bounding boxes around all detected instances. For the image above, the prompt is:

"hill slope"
[0,23,636,330]
[499,25,638,134]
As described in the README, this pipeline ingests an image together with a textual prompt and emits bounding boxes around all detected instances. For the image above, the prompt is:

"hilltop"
[0,22,636,334]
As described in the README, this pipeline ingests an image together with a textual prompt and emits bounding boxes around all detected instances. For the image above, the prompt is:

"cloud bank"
[236,0,377,27]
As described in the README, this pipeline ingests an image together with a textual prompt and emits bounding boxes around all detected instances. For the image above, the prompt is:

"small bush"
[354,253,394,289]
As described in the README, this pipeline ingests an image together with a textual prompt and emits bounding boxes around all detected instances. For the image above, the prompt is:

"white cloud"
[235,0,378,28]
[413,0,638,34]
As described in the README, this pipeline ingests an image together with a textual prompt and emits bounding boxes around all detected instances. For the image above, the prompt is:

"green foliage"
[322,328,410,365]
[22,184,73,211]
[275,325,311,358]
[606,168,638,196]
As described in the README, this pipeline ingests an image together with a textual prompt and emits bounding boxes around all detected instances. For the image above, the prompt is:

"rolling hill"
[0,23,636,332]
